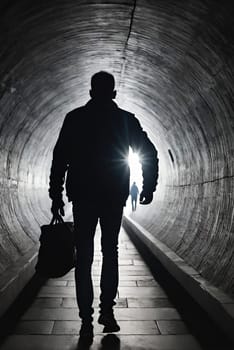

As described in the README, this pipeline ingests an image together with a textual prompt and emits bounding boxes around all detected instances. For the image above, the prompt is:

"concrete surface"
[0,0,233,321]
[2,227,230,350]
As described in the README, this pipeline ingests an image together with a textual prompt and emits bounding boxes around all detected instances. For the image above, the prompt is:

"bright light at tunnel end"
[126,148,143,212]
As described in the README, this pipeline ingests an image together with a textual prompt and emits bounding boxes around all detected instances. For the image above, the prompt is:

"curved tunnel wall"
[0,0,233,303]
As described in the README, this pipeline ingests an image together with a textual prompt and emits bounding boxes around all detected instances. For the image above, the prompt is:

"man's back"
[50,97,158,206]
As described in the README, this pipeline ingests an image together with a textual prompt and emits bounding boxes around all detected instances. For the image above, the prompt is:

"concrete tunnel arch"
[0,0,234,317]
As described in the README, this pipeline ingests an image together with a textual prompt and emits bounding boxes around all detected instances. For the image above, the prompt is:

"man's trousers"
[72,202,123,322]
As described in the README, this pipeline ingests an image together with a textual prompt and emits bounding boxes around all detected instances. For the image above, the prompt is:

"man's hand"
[139,191,153,205]
[51,199,65,217]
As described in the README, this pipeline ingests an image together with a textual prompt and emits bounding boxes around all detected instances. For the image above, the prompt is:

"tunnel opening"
[0,0,233,331]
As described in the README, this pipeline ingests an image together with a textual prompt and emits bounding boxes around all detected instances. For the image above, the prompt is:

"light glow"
[128,148,143,192]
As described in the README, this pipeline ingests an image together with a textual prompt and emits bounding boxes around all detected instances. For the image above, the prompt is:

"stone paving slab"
[61,297,127,308]
[127,298,173,308]
[114,308,181,321]
[59,274,158,281]
[21,307,181,321]
[51,320,160,335]
[133,259,147,265]
[136,279,158,286]
[0,334,203,350]
[118,259,134,265]
[31,298,63,308]
[32,297,172,309]
[0,227,209,349]
[96,269,153,276]
[118,286,167,298]
[67,280,138,287]
[13,319,160,336]
[14,321,54,335]
[156,320,189,335]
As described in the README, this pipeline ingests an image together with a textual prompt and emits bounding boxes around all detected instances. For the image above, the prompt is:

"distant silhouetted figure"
[130,182,139,211]
[49,71,159,340]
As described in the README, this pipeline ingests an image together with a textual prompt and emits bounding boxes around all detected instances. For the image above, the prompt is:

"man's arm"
[49,114,70,216]
[129,116,159,204]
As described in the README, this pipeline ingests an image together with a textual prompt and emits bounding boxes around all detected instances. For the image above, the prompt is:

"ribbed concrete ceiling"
[0,0,233,296]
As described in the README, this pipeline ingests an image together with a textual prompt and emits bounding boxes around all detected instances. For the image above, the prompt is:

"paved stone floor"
[0,227,232,349]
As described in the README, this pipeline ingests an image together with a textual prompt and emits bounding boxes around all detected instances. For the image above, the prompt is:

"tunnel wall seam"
[167,174,234,187]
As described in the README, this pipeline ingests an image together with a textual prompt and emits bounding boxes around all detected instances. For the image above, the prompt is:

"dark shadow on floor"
[99,334,120,350]
[126,226,234,350]
[0,273,47,344]
[75,334,120,350]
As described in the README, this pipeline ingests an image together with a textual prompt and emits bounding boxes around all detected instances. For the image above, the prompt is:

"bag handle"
[50,215,74,236]
[50,214,64,225]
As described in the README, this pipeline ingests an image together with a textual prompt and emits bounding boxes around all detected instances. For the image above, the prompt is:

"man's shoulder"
[66,106,86,119]
[118,107,140,126]
[118,107,134,118]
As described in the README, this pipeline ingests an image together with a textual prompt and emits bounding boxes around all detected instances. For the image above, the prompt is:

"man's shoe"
[79,322,94,339]
[98,313,120,333]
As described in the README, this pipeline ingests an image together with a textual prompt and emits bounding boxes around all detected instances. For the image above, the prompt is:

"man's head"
[90,71,116,101]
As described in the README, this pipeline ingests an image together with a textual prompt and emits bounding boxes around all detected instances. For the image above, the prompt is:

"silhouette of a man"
[130,181,139,211]
[49,71,159,339]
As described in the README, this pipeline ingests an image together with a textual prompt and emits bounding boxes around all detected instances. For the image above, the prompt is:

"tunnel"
[0,0,234,337]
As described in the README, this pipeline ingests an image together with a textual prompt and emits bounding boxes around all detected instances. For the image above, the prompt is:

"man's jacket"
[49,99,159,206]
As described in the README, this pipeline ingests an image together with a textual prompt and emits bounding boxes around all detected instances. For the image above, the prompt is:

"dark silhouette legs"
[73,204,97,323]
[131,197,137,211]
[99,207,123,314]
[73,203,123,324]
